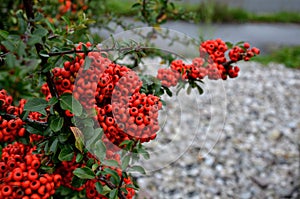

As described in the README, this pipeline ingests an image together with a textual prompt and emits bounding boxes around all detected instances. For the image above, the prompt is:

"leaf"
[137,147,150,160]
[95,182,103,194]
[76,153,84,163]
[163,86,173,97]
[71,175,86,188]
[47,97,58,106]
[73,167,95,180]
[58,147,74,161]
[131,3,141,8]
[50,116,64,132]
[17,40,26,57]
[0,30,9,40]
[94,140,106,162]
[225,41,233,49]
[45,20,55,33]
[24,98,48,116]
[129,165,146,174]
[49,139,59,153]
[102,185,112,195]
[103,159,119,168]
[83,56,92,70]
[196,84,204,95]
[70,127,84,152]
[27,36,42,45]
[5,53,15,68]
[109,189,118,199]
[121,155,130,170]
[33,27,48,37]
[235,41,245,46]
[103,168,120,183]
[60,94,83,116]
[61,16,71,26]
[1,40,15,51]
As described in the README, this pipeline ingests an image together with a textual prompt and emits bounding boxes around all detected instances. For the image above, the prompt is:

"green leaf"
[16,40,26,57]
[76,153,84,163]
[70,127,84,152]
[94,140,106,162]
[1,40,15,51]
[49,139,59,153]
[109,189,118,199]
[61,16,71,26]
[92,163,99,171]
[60,94,83,116]
[45,20,55,33]
[131,3,141,8]
[225,41,233,49]
[0,30,9,40]
[71,176,86,188]
[187,85,192,95]
[163,86,173,97]
[24,98,48,116]
[48,97,58,106]
[58,132,71,143]
[103,159,119,168]
[95,182,103,194]
[137,147,150,160]
[58,147,74,161]
[121,155,130,170]
[50,116,64,132]
[33,27,48,37]
[27,36,42,45]
[102,185,112,195]
[83,56,92,70]
[103,168,120,183]
[129,165,146,174]
[5,53,16,68]
[196,84,204,95]
[73,167,95,180]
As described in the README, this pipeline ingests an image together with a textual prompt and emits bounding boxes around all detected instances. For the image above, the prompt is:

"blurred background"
[101,0,300,198]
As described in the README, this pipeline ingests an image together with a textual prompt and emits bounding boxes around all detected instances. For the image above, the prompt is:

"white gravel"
[134,61,300,199]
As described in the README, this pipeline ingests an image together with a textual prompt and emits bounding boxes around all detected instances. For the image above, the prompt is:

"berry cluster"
[58,0,88,15]
[229,42,260,62]
[55,153,135,199]
[0,89,45,143]
[0,90,26,142]
[43,42,163,145]
[157,39,260,85]
[156,68,181,87]
[0,142,61,199]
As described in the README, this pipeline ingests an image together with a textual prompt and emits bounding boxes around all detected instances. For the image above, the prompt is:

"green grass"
[106,0,136,16]
[252,46,300,69]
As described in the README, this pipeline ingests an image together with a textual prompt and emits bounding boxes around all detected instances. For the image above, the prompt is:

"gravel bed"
[134,61,300,199]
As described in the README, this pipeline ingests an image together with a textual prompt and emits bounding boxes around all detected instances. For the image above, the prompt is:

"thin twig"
[98,176,126,199]
[47,46,142,57]
[0,113,47,126]
[222,60,235,69]
[23,0,72,127]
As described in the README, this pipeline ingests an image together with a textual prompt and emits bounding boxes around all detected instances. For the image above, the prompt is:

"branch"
[47,46,144,57]
[98,176,126,199]
[23,0,72,127]
[222,60,235,69]
[0,113,47,127]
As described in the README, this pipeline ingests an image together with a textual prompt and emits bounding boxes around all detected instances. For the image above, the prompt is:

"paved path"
[97,20,300,55]
[162,22,300,55]
[186,0,300,13]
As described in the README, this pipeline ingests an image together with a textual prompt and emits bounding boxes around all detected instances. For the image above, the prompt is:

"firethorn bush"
[0,0,260,198]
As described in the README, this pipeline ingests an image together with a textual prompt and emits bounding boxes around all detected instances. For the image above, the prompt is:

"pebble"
[134,61,300,199]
